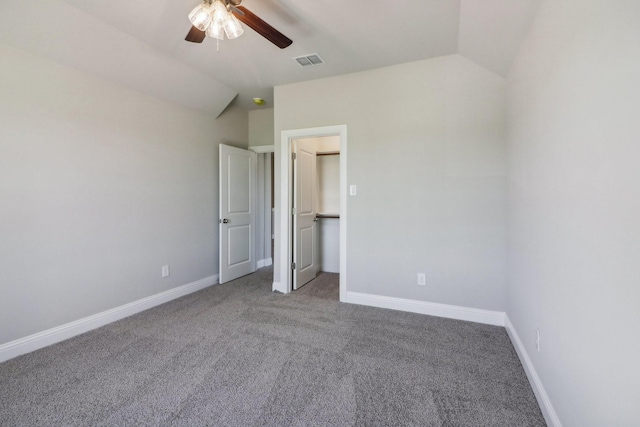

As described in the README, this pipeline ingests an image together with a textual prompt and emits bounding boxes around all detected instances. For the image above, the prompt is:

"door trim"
[275,125,347,302]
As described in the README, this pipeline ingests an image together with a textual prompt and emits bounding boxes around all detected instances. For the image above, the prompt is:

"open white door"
[293,139,318,290]
[219,144,257,284]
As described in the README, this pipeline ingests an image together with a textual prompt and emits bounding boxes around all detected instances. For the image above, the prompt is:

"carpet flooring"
[0,268,546,426]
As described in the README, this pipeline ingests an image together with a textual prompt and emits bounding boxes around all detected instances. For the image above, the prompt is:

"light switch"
[350,185,357,196]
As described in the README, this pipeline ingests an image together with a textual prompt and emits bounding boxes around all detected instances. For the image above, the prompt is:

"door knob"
[221,218,229,224]
[313,217,319,222]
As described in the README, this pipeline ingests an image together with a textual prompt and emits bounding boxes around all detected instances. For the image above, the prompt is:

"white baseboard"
[257,258,273,269]
[272,281,286,294]
[0,274,218,363]
[345,291,505,326]
[505,315,562,427]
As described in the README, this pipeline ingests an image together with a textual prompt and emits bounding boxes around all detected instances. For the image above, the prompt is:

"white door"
[293,139,318,290]
[219,144,257,284]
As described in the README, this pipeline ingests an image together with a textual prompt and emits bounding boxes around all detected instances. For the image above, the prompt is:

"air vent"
[293,53,325,68]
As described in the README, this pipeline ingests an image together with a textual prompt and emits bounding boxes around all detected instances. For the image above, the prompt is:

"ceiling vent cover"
[294,54,325,67]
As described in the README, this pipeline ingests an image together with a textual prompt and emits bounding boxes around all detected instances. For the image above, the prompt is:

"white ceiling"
[0,0,540,116]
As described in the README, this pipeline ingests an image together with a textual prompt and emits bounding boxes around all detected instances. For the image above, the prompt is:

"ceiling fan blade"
[232,6,292,49]
[185,25,206,43]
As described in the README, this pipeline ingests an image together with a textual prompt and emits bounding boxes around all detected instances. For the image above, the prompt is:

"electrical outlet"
[162,265,170,278]
[536,328,540,352]
[417,273,426,286]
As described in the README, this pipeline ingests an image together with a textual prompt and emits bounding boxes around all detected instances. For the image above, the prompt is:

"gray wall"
[0,43,248,345]
[506,0,640,425]
[254,152,273,265]
[274,54,507,311]
[248,108,274,148]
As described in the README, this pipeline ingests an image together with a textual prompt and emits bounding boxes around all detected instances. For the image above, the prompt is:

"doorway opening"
[292,136,340,291]
[249,145,276,277]
[274,125,347,302]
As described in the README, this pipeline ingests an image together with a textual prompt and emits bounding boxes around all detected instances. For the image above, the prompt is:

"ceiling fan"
[185,0,292,49]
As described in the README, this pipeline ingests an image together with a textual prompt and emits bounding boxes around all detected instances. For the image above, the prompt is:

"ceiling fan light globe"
[188,4,212,31]
[206,20,225,40]
[211,0,228,19]
[223,13,244,39]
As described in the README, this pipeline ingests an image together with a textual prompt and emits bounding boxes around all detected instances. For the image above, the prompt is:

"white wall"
[319,218,340,273]
[317,155,340,214]
[317,152,340,273]
[506,1,640,425]
[275,54,507,310]
[0,43,248,345]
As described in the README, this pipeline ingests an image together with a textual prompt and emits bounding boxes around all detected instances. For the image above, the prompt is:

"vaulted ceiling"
[0,0,540,116]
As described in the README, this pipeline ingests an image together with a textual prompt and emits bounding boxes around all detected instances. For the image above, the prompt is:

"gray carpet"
[0,268,546,426]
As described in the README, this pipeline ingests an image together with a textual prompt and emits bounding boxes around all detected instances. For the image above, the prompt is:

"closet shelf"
[317,213,339,219]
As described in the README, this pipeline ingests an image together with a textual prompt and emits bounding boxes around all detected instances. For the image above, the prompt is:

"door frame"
[274,125,347,302]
